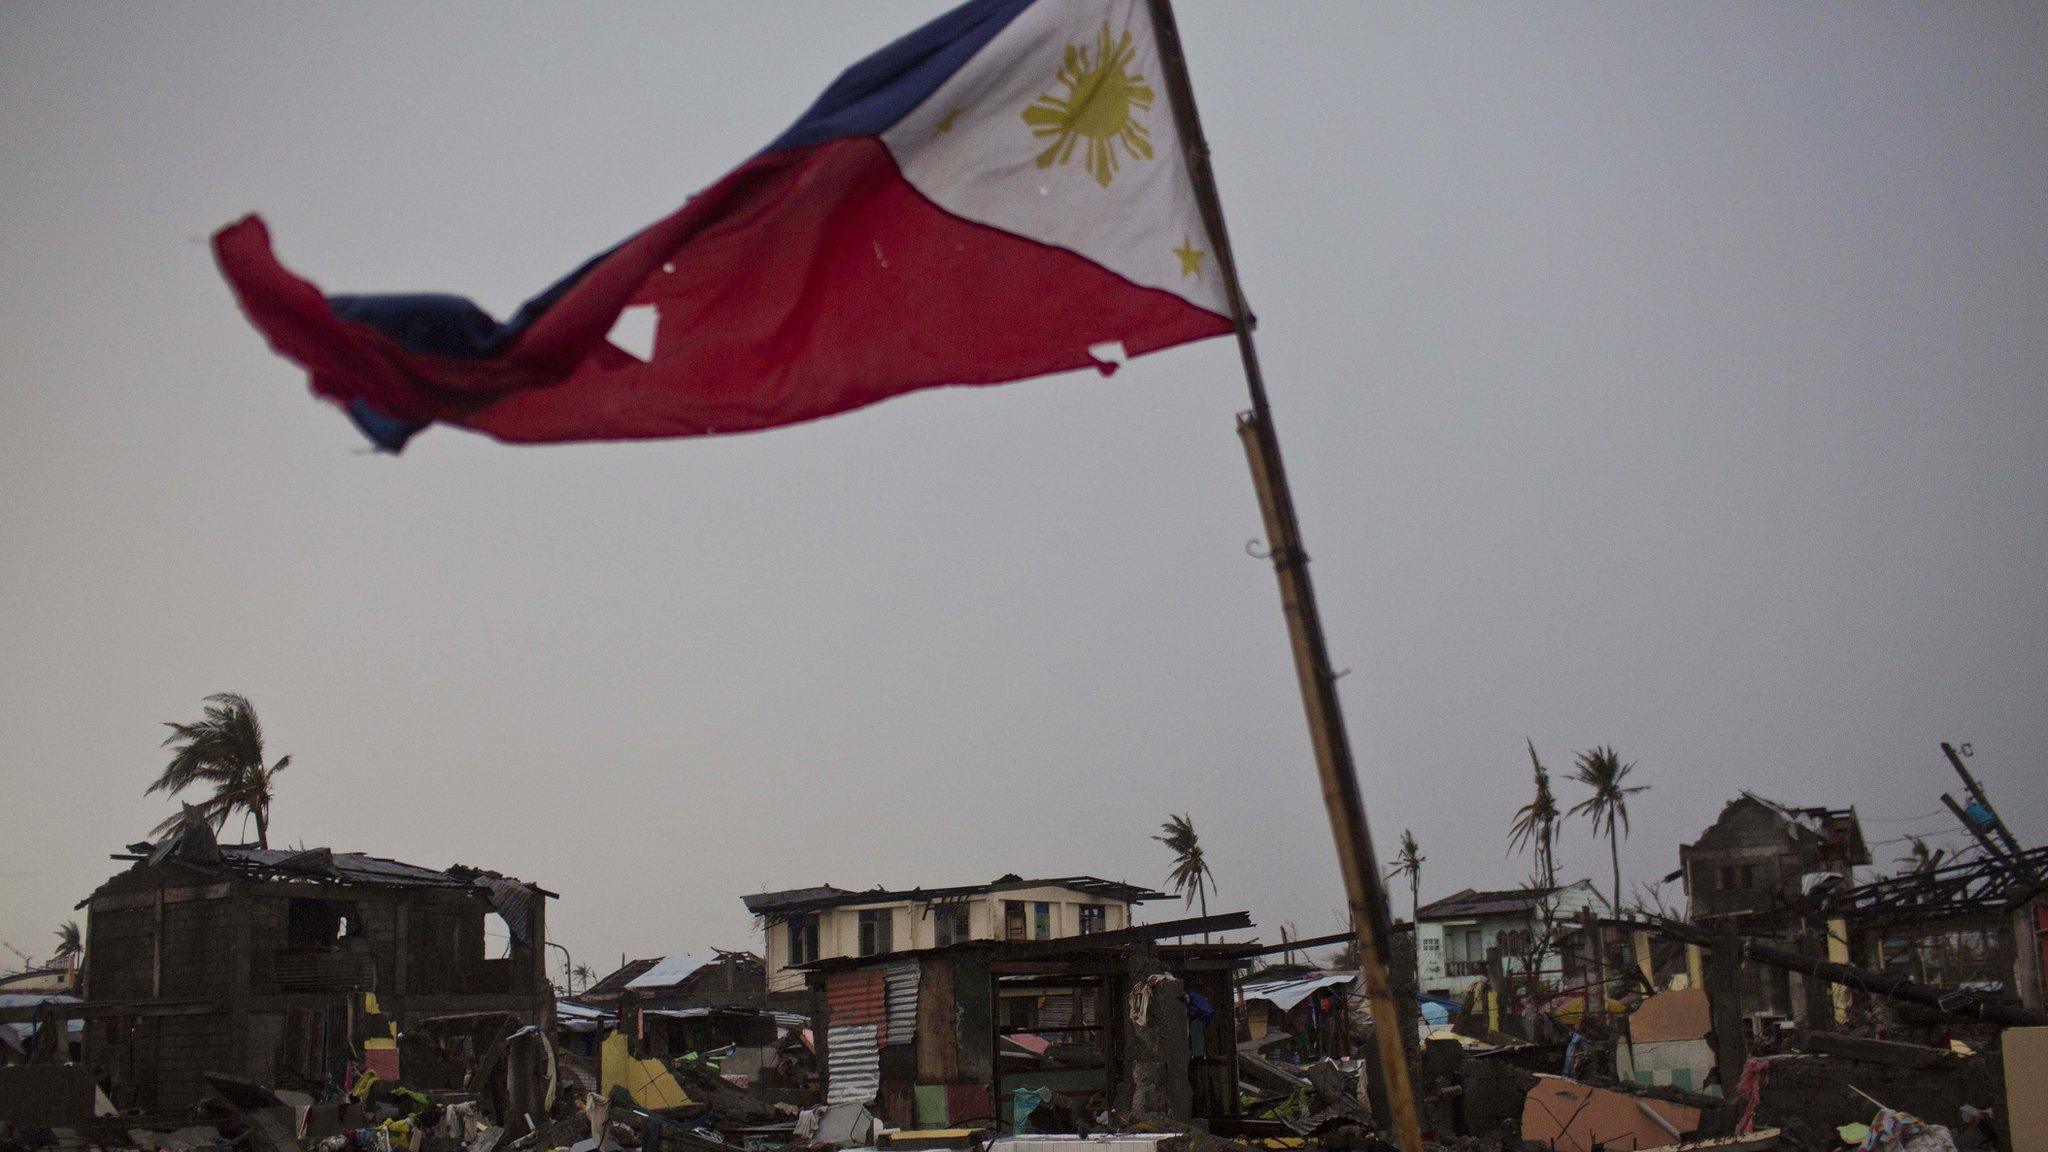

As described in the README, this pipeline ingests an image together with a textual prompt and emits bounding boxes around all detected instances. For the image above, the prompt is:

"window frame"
[934,903,971,948]
[857,907,894,957]
[787,913,820,967]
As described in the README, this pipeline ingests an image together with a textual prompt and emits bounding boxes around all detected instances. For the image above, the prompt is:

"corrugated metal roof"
[626,952,721,990]
[825,1023,879,1103]
[584,958,664,997]
[1240,972,1357,1012]
[1415,884,1584,920]
[228,848,471,887]
[882,963,918,1045]
[828,970,886,1026]
[555,1001,611,1033]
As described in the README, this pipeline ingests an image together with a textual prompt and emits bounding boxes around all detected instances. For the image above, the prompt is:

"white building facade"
[1413,880,1601,999]
[745,875,1164,996]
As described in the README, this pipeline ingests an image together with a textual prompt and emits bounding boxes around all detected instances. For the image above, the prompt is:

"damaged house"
[744,875,1167,1004]
[1237,970,1358,1062]
[575,951,786,1058]
[75,819,553,1111]
[579,951,764,1014]
[1677,792,1870,1021]
[796,913,1252,1130]
[1813,844,2048,1013]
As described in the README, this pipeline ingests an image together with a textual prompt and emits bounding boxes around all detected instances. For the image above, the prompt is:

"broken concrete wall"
[1115,954,1189,1123]
[1749,1051,1998,1151]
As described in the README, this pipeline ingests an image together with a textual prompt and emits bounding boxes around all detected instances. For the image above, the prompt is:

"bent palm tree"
[1568,745,1648,914]
[149,693,289,848]
[1507,738,1560,889]
[53,921,82,968]
[1155,813,1217,939]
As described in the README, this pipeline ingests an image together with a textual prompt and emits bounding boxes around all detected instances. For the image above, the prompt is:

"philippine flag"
[214,0,1237,451]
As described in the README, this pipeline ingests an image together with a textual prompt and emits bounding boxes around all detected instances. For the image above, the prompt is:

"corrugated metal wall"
[827,970,886,1026]
[882,963,919,1046]
[825,1023,880,1103]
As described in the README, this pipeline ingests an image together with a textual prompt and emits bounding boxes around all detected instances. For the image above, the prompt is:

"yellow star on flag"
[1173,235,1207,279]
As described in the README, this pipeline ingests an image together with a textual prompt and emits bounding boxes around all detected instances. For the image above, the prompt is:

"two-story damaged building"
[1679,793,1870,926]
[743,875,1166,1003]
[1676,793,1870,1023]
[78,819,554,1111]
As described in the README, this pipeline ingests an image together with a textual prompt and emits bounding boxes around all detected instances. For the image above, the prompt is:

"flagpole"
[1144,3,1424,1149]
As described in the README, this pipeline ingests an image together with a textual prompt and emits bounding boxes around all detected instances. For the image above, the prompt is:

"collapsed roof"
[88,814,553,937]
[742,873,1167,917]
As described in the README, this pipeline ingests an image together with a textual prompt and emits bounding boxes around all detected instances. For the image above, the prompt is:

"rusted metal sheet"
[882,963,919,1046]
[828,970,886,1026]
[825,1023,879,1103]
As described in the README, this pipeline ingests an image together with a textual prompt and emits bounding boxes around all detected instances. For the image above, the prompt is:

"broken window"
[858,908,893,957]
[1004,901,1028,941]
[933,903,970,947]
[787,914,820,967]
[286,899,361,948]
[1033,902,1052,940]
[1078,905,1106,935]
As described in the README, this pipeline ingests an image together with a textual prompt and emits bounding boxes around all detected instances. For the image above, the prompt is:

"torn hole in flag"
[1087,340,1127,376]
[608,304,658,363]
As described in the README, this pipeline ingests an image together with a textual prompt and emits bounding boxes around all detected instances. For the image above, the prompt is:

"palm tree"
[1155,813,1218,939]
[1387,829,1424,924]
[1896,836,1944,875]
[1387,830,1424,989]
[572,963,595,993]
[148,693,290,848]
[52,921,82,970]
[1507,739,1560,889]
[1568,746,1648,914]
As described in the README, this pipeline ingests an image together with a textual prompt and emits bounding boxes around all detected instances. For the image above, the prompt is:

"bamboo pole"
[1143,3,1423,1147]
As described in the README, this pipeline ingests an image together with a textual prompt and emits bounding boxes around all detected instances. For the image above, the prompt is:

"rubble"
[6,771,2046,1152]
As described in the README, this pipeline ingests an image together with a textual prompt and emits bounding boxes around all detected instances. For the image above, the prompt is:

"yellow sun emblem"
[1021,22,1155,188]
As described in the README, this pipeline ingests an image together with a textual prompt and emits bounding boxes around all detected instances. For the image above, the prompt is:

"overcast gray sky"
[3,2,2043,978]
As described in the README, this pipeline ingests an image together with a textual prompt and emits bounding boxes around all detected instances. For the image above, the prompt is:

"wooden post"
[1799,929,1833,1030]
[1705,934,1747,1095]
[1145,3,1422,1147]
[151,885,165,999]
[1827,917,1852,1023]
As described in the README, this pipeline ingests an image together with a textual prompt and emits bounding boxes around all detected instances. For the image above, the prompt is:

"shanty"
[3,3,2044,1152]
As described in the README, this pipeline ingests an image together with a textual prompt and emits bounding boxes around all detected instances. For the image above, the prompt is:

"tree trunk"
[255,805,269,849]
[1410,875,1421,988]
[1199,884,1209,943]
[1609,834,1622,914]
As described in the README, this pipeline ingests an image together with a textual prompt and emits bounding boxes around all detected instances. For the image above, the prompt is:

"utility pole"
[1941,743,2026,859]
[1147,4,1423,1148]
